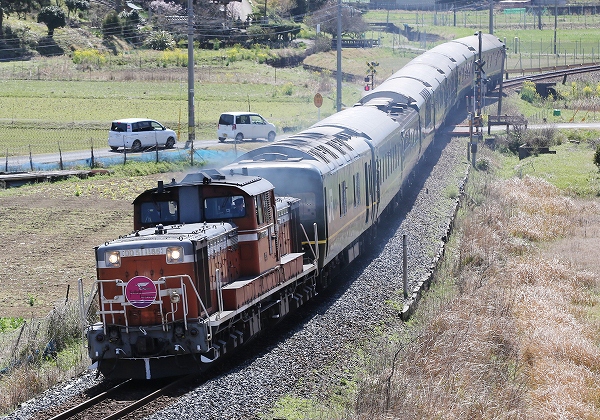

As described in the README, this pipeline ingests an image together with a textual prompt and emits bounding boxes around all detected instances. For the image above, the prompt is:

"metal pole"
[489,0,493,35]
[498,44,506,116]
[554,0,558,55]
[186,0,195,161]
[402,234,408,299]
[336,0,342,112]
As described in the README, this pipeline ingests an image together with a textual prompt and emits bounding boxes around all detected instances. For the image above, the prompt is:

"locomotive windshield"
[141,201,178,224]
[204,195,246,219]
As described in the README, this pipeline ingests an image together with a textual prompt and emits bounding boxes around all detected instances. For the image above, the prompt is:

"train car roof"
[104,222,237,246]
[387,62,446,89]
[134,170,274,201]
[309,105,398,142]
[405,52,457,77]
[225,107,398,172]
[359,76,431,110]
[450,33,504,53]
[180,170,274,196]
[427,40,475,65]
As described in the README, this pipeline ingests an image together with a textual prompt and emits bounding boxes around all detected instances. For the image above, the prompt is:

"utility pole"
[554,0,558,55]
[336,0,342,112]
[186,0,195,163]
[471,31,485,168]
[489,0,493,35]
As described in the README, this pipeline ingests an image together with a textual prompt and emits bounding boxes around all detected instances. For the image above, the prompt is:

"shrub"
[520,81,540,104]
[279,82,293,96]
[159,49,187,66]
[102,11,121,38]
[144,30,175,51]
[72,49,107,67]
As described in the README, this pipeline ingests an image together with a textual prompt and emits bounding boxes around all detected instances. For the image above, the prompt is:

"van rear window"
[111,122,127,132]
[218,114,234,125]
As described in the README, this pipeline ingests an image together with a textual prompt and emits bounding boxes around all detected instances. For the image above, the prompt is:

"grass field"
[0,61,365,154]
[3,8,600,156]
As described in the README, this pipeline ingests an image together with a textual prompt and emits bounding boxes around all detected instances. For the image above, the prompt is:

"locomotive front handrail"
[157,275,212,343]
[94,275,211,341]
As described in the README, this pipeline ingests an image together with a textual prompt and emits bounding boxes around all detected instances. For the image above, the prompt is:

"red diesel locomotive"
[87,170,318,379]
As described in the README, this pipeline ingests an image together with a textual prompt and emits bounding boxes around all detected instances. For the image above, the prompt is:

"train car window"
[355,172,360,206]
[204,195,245,220]
[364,163,370,207]
[255,195,265,225]
[339,181,347,217]
[352,175,357,207]
[141,201,178,224]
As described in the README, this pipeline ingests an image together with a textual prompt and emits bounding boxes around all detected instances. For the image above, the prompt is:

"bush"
[520,80,540,104]
[72,49,106,67]
[102,11,121,38]
[144,30,175,51]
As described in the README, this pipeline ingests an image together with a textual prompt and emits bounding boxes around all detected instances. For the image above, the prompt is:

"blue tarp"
[3,148,241,173]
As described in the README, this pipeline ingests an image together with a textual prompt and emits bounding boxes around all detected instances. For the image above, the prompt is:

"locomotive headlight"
[105,251,121,268]
[166,246,184,264]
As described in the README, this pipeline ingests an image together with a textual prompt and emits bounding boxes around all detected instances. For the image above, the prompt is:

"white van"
[108,118,177,152]
[217,112,276,142]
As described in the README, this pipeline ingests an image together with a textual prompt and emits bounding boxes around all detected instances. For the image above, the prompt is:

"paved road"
[5,122,600,172]
[3,137,278,172]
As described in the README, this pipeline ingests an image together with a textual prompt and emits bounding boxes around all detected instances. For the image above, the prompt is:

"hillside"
[0,10,131,61]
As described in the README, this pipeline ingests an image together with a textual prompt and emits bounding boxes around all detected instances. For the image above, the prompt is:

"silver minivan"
[217,112,276,142]
[108,118,177,151]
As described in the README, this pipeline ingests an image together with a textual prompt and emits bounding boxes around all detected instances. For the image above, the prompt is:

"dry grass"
[355,150,600,419]
[0,301,89,414]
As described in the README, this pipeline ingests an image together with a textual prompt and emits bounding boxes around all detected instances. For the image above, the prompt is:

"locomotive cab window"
[204,195,246,220]
[141,201,178,224]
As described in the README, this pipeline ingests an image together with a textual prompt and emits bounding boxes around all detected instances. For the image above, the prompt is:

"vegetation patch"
[352,146,600,418]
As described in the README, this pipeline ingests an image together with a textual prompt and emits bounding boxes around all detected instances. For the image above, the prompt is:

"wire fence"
[1,134,243,173]
[0,292,86,378]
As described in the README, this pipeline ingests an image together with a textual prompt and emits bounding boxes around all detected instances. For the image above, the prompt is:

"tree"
[65,0,89,18]
[102,11,121,38]
[0,0,15,36]
[120,9,141,44]
[306,1,368,39]
[37,6,66,37]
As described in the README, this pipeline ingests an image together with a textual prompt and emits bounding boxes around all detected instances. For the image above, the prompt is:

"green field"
[2,7,600,156]
[0,60,365,154]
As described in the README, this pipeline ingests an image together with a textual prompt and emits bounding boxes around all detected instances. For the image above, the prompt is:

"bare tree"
[305,1,368,39]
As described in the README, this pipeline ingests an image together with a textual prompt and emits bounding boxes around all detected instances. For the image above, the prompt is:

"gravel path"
[3,135,469,420]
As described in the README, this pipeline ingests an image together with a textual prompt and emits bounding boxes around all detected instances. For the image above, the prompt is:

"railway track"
[501,63,600,89]
[41,375,195,420]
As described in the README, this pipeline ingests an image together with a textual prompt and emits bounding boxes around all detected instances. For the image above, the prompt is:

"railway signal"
[365,61,379,91]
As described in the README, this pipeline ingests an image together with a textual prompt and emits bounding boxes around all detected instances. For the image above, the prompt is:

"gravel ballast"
[3,134,469,420]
